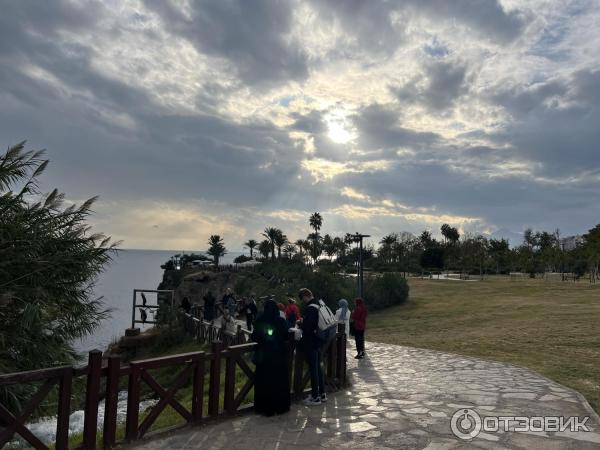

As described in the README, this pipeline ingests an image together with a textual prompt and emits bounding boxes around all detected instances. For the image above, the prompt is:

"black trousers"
[246,314,255,331]
[355,329,365,354]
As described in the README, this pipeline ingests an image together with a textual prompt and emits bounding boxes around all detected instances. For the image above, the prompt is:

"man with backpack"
[298,288,337,406]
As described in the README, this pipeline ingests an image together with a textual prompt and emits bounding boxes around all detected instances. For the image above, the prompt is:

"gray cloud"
[143,0,308,88]
[353,104,440,151]
[405,0,527,43]
[393,59,470,111]
[308,0,404,55]
[486,69,600,177]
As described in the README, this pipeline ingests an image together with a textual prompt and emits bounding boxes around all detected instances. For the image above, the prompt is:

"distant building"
[560,235,585,251]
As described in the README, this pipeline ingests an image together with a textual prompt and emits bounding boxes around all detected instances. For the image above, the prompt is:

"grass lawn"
[367,276,600,413]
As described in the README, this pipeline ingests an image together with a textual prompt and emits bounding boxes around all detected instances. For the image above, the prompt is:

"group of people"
[251,288,368,416]
[180,286,368,417]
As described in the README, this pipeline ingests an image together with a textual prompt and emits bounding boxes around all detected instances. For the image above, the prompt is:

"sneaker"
[320,393,328,403]
[354,354,362,359]
[303,396,322,406]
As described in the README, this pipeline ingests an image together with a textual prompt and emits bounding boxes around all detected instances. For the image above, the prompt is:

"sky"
[1,0,599,251]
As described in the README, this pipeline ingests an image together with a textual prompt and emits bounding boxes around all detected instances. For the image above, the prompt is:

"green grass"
[367,276,600,413]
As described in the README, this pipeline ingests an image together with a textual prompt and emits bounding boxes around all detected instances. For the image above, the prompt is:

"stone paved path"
[125,343,600,449]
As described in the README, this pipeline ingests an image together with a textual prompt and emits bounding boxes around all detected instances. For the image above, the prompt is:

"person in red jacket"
[350,297,367,359]
[284,298,301,328]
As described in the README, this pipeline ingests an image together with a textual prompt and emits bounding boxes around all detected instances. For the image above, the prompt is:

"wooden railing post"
[224,351,236,414]
[83,350,102,450]
[293,345,304,398]
[192,354,205,422]
[339,328,347,385]
[55,367,72,450]
[103,355,120,449]
[208,341,223,416]
[327,335,336,383]
[125,364,141,441]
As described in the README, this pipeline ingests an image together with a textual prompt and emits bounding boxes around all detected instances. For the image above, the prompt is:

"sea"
[73,249,242,355]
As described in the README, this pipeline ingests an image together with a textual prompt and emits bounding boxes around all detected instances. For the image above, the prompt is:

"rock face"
[172,270,239,307]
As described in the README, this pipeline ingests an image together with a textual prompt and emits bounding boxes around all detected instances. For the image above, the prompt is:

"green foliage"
[207,235,226,265]
[0,142,116,408]
[233,254,253,264]
[364,273,409,310]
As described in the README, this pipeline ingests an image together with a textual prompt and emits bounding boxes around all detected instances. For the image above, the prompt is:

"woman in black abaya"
[251,299,291,416]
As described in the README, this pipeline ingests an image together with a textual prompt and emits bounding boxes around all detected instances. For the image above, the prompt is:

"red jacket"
[351,303,367,331]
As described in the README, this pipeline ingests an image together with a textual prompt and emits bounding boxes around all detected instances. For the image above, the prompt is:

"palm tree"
[0,142,116,404]
[309,212,323,233]
[333,236,347,258]
[283,243,296,259]
[262,227,280,260]
[295,239,306,261]
[379,233,398,263]
[308,213,323,265]
[258,239,271,259]
[323,234,336,260]
[274,230,288,259]
[244,239,258,258]
[207,235,226,266]
[308,232,323,264]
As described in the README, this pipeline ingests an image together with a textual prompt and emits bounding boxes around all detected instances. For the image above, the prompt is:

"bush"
[234,254,254,264]
[363,273,409,310]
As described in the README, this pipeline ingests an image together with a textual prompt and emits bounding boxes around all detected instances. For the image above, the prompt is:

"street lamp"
[351,233,370,298]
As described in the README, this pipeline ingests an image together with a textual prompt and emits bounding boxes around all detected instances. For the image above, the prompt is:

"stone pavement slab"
[124,343,600,449]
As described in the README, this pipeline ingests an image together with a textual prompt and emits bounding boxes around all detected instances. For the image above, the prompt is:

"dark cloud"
[308,0,403,55]
[353,104,440,151]
[486,70,600,177]
[392,60,470,111]
[406,0,527,43]
[143,0,308,88]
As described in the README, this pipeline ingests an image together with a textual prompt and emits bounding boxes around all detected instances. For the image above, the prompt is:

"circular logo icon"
[451,408,482,440]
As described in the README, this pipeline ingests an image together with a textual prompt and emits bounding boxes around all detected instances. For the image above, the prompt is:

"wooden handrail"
[0,322,347,448]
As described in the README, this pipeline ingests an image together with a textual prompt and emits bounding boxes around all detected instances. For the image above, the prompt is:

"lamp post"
[352,233,370,298]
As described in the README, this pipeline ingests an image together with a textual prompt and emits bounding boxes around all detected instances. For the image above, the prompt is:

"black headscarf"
[252,299,289,350]
[262,299,280,322]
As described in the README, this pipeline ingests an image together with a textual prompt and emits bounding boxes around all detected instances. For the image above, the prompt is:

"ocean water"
[74,249,242,354]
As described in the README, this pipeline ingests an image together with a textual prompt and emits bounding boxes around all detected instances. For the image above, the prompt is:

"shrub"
[363,272,409,310]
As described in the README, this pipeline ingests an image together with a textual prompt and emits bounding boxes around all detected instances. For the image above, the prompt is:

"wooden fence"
[0,324,347,449]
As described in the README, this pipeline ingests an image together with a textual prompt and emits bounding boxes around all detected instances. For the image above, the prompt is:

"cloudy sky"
[1,0,599,251]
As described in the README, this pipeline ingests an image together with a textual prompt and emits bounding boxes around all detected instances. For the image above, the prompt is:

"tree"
[244,239,258,258]
[258,239,271,259]
[488,238,510,274]
[262,227,279,261]
[282,243,296,259]
[583,224,600,283]
[379,233,398,264]
[274,229,288,259]
[322,234,336,260]
[308,212,323,264]
[307,232,323,264]
[207,235,226,266]
[419,230,434,249]
[441,224,460,244]
[0,142,116,396]
[309,212,323,233]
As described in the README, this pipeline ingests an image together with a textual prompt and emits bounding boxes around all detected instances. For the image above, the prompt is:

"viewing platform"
[126,343,600,450]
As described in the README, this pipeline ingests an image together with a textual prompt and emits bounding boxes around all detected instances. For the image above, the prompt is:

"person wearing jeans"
[298,288,326,405]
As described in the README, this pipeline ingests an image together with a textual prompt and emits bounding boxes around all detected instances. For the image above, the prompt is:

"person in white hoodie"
[335,299,351,337]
